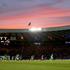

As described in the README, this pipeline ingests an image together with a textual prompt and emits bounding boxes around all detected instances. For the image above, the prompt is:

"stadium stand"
[0,26,70,60]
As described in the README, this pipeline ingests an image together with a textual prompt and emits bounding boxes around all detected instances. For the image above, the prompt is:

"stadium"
[0,0,70,70]
[0,26,70,60]
[0,26,70,70]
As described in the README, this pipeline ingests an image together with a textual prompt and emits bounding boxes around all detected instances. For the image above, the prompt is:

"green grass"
[0,60,70,70]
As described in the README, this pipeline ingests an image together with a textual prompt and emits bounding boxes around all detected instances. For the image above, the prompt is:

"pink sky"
[0,0,70,29]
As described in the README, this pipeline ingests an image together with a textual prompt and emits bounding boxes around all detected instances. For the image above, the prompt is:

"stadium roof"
[0,26,70,33]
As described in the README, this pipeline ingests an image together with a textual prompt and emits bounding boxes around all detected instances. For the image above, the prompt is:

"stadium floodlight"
[29,27,42,32]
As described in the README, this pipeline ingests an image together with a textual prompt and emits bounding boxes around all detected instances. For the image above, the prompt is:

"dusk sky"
[0,0,70,29]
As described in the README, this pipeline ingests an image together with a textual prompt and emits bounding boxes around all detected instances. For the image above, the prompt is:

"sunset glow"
[0,0,70,29]
[29,27,42,32]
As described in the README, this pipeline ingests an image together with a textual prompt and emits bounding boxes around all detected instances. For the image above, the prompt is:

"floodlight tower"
[28,22,42,32]
[28,22,31,26]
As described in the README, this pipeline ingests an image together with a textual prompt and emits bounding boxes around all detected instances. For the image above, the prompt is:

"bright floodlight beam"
[29,28,42,32]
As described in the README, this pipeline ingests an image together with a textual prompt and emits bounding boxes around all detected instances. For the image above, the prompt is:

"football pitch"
[0,60,70,70]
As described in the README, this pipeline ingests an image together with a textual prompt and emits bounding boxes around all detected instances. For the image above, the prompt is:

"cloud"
[0,0,65,14]
[0,0,70,29]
